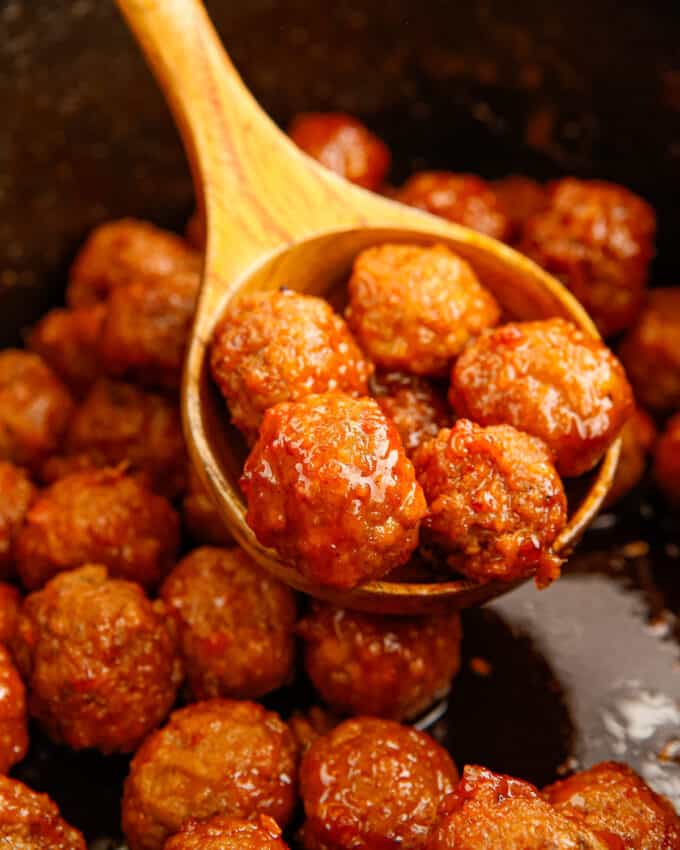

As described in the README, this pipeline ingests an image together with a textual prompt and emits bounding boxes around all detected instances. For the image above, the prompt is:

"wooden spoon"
[116,0,620,614]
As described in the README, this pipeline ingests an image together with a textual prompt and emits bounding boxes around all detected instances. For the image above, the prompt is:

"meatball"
[28,303,106,395]
[16,467,179,591]
[0,582,21,644]
[519,178,656,337]
[654,412,680,505]
[298,601,462,720]
[427,766,614,850]
[185,209,205,249]
[0,645,28,774]
[210,289,372,444]
[619,288,680,412]
[99,268,199,390]
[605,407,656,507]
[122,699,298,850]
[0,462,36,579]
[182,465,232,545]
[413,420,567,585]
[241,394,426,589]
[544,761,680,850]
[67,218,200,307]
[346,243,500,377]
[0,775,86,850]
[289,706,340,756]
[450,319,634,477]
[12,564,181,753]
[0,350,74,470]
[44,379,187,499]
[491,175,548,241]
[300,716,458,850]
[160,546,296,700]
[288,112,391,191]
[163,814,290,850]
[394,172,510,241]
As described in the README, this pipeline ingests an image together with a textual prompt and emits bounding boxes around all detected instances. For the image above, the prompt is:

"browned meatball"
[300,716,458,850]
[241,393,426,589]
[0,644,28,774]
[395,172,511,241]
[67,218,200,307]
[346,244,500,377]
[450,319,634,477]
[0,582,21,644]
[12,565,181,753]
[519,179,656,337]
[491,175,548,241]
[163,814,290,850]
[185,209,205,249]
[413,420,567,585]
[122,699,298,850]
[372,372,451,455]
[43,379,187,499]
[28,304,106,395]
[605,407,656,507]
[289,706,340,756]
[298,601,461,720]
[0,774,86,849]
[0,462,36,579]
[654,412,680,505]
[544,761,680,850]
[0,350,74,470]
[210,289,373,444]
[182,465,232,545]
[160,546,296,700]
[427,766,615,850]
[16,467,179,591]
[619,289,680,412]
[288,113,391,191]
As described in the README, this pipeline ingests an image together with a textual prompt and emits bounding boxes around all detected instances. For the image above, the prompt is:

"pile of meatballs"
[0,111,678,849]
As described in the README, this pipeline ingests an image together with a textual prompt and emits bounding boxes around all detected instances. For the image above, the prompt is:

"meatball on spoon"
[116,0,620,613]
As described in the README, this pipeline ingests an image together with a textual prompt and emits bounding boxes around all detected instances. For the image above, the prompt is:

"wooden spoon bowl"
[117,0,620,614]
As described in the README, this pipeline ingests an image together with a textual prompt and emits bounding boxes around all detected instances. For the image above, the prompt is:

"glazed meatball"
[289,706,339,755]
[160,546,296,700]
[0,645,28,774]
[288,112,391,191]
[413,420,567,585]
[182,465,232,545]
[241,394,426,589]
[12,565,181,753]
[0,462,36,579]
[300,716,458,850]
[67,218,200,307]
[99,268,199,390]
[122,699,298,850]
[346,244,500,376]
[185,209,205,249]
[519,178,656,337]
[43,379,187,499]
[450,319,634,477]
[395,172,510,241]
[427,766,614,850]
[654,412,680,505]
[491,175,548,241]
[0,774,86,850]
[605,407,656,507]
[619,288,680,412]
[0,582,21,644]
[544,761,680,850]
[28,303,106,395]
[0,350,74,470]
[298,602,462,720]
[163,814,290,850]
[16,467,179,591]
[210,289,372,444]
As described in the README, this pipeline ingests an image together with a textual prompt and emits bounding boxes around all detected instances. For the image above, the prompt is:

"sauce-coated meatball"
[654,412,680,505]
[241,394,426,589]
[182,465,232,546]
[211,289,372,444]
[300,716,458,850]
[450,319,634,477]
[0,775,86,850]
[288,113,390,191]
[67,218,200,307]
[413,420,567,585]
[0,462,36,579]
[395,172,510,241]
[544,761,680,850]
[160,546,296,700]
[289,706,339,756]
[519,179,655,337]
[491,175,548,241]
[16,467,179,591]
[0,582,21,644]
[427,766,614,850]
[12,565,181,753]
[0,351,74,470]
[163,814,290,850]
[0,644,28,774]
[298,601,461,720]
[346,244,500,376]
[122,699,298,850]
[605,407,656,507]
[619,288,680,412]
